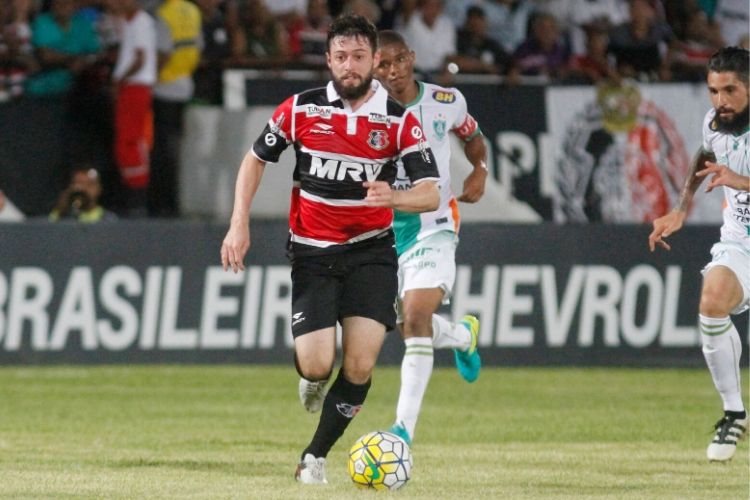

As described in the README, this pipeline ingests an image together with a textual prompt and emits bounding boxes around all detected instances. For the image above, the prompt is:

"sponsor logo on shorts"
[292,312,306,326]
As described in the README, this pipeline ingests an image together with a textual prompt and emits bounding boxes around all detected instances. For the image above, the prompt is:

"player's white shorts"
[395,230,458,323]
[701,242,750,315]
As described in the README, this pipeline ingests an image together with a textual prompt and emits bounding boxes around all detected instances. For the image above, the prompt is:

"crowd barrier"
[0,221,745,366]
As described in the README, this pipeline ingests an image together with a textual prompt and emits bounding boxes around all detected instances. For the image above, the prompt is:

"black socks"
[302,369,371,459]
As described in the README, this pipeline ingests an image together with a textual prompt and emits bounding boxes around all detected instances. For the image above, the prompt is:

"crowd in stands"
[0,0,747,220]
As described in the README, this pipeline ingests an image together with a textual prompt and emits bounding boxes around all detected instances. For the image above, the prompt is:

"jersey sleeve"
[701,108,715,154]
[251,96,295,163]
[398,111,439,183]
[451,89,481,142]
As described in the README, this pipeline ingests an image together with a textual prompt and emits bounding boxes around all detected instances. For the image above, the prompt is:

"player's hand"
[221,223,250,273]
[457,168,487,203]
[648,210,686,252]
[364,181,395,207]
[696,161,749,192]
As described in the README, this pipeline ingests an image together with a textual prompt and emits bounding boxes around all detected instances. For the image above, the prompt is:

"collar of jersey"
[404,80,425,109]
[325,80,387,115]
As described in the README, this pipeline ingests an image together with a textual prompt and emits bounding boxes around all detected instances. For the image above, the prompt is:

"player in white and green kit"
[649,46,749,462]
[374,30,489,445]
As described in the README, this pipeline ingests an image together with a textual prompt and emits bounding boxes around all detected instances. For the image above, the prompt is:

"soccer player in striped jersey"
[221,15,439,484]
[373,30,489,446]
[649,46,749,462]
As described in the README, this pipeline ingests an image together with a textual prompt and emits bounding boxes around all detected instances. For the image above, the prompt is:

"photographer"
[49,167,117,223]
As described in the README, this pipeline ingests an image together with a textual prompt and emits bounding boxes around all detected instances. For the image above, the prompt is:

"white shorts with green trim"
[701,242,750,315]
[395,231,458,323]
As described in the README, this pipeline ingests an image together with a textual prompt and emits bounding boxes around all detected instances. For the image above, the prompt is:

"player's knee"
[401,310,433,338]
[699,287,733,317]
[341,360,374,385]
[295,354,333,381]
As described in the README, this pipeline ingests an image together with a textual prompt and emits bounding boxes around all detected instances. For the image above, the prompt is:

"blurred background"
[0,0,747,366]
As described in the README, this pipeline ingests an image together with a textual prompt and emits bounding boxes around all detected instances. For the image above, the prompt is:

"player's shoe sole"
[454,315,481,383]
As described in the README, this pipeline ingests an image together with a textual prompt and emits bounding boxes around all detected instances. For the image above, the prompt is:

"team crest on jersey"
[368,130,389,150]
[432,90,456,103]
[433,114,447,140]
[306,105,333,119]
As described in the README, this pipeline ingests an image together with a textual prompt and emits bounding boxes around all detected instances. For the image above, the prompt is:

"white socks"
[431,314,471,351]
[395,337,433,440]
[700,314,744,412]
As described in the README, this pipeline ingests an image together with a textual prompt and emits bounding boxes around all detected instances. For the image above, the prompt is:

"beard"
[332,72,373,100]
[715,104,749,134]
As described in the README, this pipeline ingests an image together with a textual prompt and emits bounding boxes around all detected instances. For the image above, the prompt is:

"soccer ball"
[348,430,412,490]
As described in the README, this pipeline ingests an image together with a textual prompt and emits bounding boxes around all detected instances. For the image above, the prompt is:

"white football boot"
[294,453,328,484]
[298,378,328,413]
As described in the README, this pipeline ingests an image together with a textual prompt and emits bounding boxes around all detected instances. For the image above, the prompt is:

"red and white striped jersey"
[252,80,438,252]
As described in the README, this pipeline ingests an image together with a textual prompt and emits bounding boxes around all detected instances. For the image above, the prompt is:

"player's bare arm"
[648,148,716,252]
[221,152,266,273]
[696,160,750,192]
[457,134,488,203]
[364,180,439,212]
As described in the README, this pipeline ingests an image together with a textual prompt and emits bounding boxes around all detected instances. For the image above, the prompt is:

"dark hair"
[466,5,486,19]
[377,29,407,49]
[327,14,378,53]
[707,47,749,85]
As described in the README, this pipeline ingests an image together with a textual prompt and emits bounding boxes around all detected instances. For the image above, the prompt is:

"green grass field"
[0,366,747,499]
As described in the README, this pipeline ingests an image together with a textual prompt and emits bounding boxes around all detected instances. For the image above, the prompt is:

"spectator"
[540,0,629,55]
[713,0,749,46]
[148,0,202,218]
[608,0,674,82]
[25,0,100,96]
[398,0,455,75]
[110,0,157,217]
[289,0,331,68]
[372,0,401,29]
[670,8,723,81]
[193,0,235,104]
[490,0,537,53]
[513,12,569,80]
[443,0,480,27]
[231,0,290,68]
[0,0,38,101]
[449,5,514,76]
[49,167,117,222]
[261,0,306,30]
[342,0,382,26]
[566,24,618,83]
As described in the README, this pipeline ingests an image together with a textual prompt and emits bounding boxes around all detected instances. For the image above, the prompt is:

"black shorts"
[289,234,398,337]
